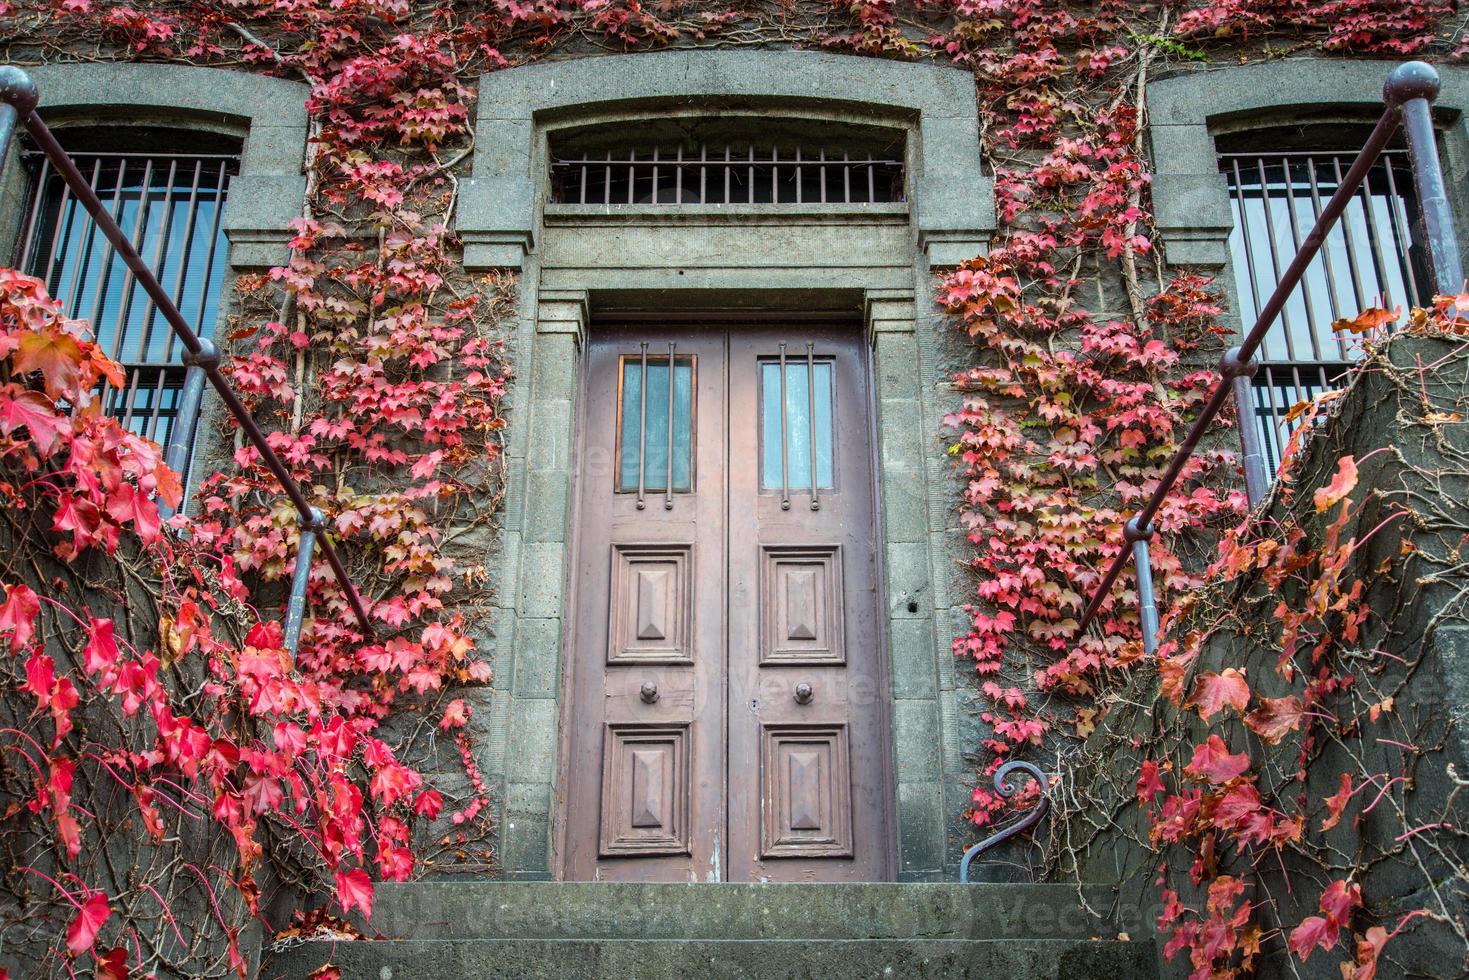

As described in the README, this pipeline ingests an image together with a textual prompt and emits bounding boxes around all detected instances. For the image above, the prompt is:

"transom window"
[18,131,238,490]
[1221,133,1428,470]
[548,118,905,206]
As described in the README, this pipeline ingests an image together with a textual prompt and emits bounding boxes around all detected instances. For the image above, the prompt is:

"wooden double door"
[561,323,893,882]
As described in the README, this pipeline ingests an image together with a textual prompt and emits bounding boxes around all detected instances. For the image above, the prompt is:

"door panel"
[563,324,891,882]
[726,326,888,881]
[565,327,726,882]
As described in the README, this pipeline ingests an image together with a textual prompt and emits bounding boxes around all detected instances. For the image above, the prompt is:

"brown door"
[562,324,892,882]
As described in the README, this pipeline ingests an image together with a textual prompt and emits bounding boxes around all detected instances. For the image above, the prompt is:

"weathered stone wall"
[1055,332,1469,977]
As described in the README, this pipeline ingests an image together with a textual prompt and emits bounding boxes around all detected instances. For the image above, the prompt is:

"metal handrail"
[0,65,374,647]
[1075,61,1463,653]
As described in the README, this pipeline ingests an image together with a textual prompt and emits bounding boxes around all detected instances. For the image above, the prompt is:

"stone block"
[464,240,531,270]
[1148,122,1218,176]
[888,617,939,700]
[506,699,559,783]
[914,172,994,235]
[470,118,535,175]
[880,465,929,545]
[495,530,523,609]
[502,783,553,875]
[893,698,943,779]
[526,399,574,473]
[240,124,310,176]
[884,541,932,619]
[1150,173,1233,235]
[929,528,965,612]
[512,617,564,699]
[1162,236,1232,269]
[522,471,571,543]
[222,174,308,239]
[457,176,537,233]
[917,117,987,191]
[877,398,925,470]
[873,334,922,399]
[470,688,512,780]
[517,542,566,619]
[531,334,583,401]
[897,780,945,874]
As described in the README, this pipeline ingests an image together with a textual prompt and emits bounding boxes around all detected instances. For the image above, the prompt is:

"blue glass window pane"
[618,357,694,492]
[760,360,834,490]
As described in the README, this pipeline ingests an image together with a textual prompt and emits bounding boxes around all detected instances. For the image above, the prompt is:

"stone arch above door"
[458,50,993,270]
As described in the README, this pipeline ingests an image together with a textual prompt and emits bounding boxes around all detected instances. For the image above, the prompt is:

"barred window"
[1221,133,1429,471]
[18,132,239,491]
[548,118,906,206]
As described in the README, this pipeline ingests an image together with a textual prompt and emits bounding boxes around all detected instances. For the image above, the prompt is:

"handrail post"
[1221,346,1268,506]
[1385,62,1464,296]
[1124,517,1158,655]
[158,338,216,521]
[0,67,36,181]
[284,506,325,657]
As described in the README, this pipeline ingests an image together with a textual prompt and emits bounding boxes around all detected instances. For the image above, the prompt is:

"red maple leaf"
[0,386,70,457]
[1245,695,1306,745]
[96,946,129,980]
[13,329,83,399]
[1321,773,1354,832]
[0,583,41,650]
[1185,668,1250,720]
[334,867,374,920]
[65,891,111,955]
[1184,735,1251,784]
[1320,879,1362,922]
[83,618,121,676]
[1314,456,1359,513]
[1136,759,1166,803]
[439,698,470,730]
[1289,915,1337,961]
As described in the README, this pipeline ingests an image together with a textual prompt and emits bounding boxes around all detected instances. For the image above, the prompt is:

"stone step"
[361,881,1123,941]
[264,937,1156,980]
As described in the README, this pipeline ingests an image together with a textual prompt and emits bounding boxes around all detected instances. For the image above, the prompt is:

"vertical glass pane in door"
[617,355,694,492]
[759,359,834,491]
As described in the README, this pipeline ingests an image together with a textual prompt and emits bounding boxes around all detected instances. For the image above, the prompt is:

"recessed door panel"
[562,324,892,882]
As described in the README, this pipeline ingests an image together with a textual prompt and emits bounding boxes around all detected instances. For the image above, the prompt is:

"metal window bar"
[778,342,790,511]
[636,341,649,511]
[19,149,238,492]
[806,342,820,512]
[1223,148,1429,466]
[1072,61,1462,656]
[550,142,904,205]
[0,66,375,646]
[665,341,676,511]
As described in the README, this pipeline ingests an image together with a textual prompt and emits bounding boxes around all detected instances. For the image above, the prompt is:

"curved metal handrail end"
[958,760,1050,884]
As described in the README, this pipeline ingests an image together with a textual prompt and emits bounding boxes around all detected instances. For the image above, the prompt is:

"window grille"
[1222,149,1428,470]
[550,144,904,205]
[18,149,238,490]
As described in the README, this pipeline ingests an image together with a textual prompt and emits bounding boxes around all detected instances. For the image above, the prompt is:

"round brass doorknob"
[794,682,814,705]
[640,681,660,704]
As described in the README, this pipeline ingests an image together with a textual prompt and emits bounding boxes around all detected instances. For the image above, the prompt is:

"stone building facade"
[5,48,1468,885]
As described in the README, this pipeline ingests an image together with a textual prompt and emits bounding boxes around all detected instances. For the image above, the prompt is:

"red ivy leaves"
[1174,0,1454,55]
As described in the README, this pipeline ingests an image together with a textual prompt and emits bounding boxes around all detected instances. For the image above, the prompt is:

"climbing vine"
[0,0,1462,976]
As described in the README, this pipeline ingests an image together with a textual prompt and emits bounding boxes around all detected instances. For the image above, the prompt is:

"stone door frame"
[459,49,995,880]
